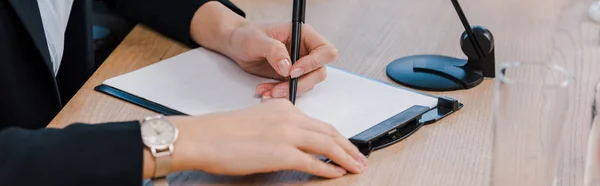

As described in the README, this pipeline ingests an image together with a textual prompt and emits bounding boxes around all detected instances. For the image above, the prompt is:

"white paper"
[103,48,438,138]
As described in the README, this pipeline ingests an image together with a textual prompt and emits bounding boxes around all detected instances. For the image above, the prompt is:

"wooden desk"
[49,0,600,185]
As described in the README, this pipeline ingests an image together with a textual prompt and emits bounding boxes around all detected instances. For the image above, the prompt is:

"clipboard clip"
[323,96,462,165]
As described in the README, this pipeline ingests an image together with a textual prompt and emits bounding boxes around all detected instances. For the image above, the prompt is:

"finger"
[291,150,348,178]
[256,36,293,77]
[299,24,332,55]
[287,148,347,178]
[266,67,327,98]
[289,25,338,78]
[291,129,364,174]
[290,45,337,78]
[256,83,276,96]
[261,91,273,102]
[297,117,368,167]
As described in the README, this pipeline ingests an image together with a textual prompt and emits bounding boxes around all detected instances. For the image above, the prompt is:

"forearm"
[190,1,248,55]
[111,0,245,48]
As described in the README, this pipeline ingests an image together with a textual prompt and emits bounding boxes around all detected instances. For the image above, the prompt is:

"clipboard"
[94,48,463,158]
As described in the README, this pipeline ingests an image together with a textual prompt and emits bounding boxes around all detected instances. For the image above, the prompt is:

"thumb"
[257,36,292,77]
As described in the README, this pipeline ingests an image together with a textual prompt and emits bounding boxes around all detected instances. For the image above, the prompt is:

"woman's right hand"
[167,99,367,178]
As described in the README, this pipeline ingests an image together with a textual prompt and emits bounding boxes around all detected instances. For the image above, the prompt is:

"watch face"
[141,119,177,147]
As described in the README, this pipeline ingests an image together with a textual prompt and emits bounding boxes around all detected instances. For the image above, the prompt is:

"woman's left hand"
[223,22,339,100]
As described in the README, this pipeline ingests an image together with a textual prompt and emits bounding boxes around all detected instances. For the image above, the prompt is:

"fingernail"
[290,68,304,78]
[354,161,364,173]
[355,153,368,166]
[272,89,286,97]
[256,87,268,95]
[334,166,347,175]
[262,94,272,100]
[277,59,291,76]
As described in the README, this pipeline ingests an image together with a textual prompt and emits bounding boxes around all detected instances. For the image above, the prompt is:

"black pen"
[289,0,305,104]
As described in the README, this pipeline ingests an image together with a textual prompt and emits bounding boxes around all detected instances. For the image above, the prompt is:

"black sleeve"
[0,121,144,186]
[110,0,246,48]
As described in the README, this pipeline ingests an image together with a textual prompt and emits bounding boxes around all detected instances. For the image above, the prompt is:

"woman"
[0,0,366,185]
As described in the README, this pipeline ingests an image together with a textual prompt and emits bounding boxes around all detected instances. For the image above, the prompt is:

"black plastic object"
[322,96,462,166]
[349,105,431,149]
[350,96,462,152]
[385,0,495,91]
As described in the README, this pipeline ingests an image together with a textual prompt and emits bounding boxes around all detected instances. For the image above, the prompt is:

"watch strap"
[151,153,171,186]
[153,153,172,178]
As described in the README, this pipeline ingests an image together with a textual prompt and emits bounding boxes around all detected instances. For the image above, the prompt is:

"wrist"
[142,147,156,179]
[161,115,217,173]
[142,114,220,178]
[141,116,187,179]
[190,1,248,54]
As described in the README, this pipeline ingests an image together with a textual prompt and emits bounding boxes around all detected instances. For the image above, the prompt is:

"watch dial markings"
[142,119,176,146]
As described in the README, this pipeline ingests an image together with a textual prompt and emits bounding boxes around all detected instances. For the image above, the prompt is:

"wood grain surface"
[584,82,600,186]
[48,0,600,185]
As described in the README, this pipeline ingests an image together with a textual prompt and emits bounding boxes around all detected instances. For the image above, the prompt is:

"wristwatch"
[140,115,179,186]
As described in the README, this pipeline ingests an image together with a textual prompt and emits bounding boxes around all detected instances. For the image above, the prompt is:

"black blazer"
[0,0,244,185]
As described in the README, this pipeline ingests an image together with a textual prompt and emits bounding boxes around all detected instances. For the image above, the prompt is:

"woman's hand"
[165,99,367,178]
[224,22,338,100]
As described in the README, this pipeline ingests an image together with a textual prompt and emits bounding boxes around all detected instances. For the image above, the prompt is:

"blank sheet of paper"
[103,48,439,138]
